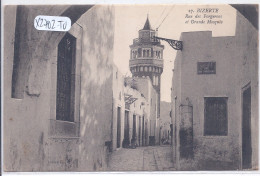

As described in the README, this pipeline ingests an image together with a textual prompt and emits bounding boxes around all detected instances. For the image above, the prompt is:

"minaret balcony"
[129,58,164,68]
[133,38,161,45]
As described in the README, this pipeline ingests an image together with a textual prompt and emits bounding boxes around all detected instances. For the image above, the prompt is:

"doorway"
[145,121,148,145]
[117,107,121,148]
[142,116,145,146]
[132,115,136,144]
[242,85,252,169]
[123,111,130,147]
[138,116,141,146]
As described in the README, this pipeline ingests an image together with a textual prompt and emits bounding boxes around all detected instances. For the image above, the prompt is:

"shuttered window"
[204,97,228,136]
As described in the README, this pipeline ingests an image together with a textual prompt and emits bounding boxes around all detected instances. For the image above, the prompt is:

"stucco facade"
[171,11,258,170]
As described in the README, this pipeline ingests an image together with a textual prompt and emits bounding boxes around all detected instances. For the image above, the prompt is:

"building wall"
[112,66,126,150]
[4,5,74,171]
[4,6,50,171]
[48,19,83,172]
[160,101,171,142]
[235,11,258,169]
[171,11,258,170]
[76,5,115,171]
[129,77,160,145]
[112,69,149,149]
[172,49,182,167]
[180,31,239,170]
[124,85,148,147]
[4,5,115,172]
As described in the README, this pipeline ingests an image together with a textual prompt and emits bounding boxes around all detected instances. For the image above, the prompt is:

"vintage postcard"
[2,2,259,173]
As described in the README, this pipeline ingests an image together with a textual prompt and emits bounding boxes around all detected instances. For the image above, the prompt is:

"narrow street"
[108,145,175,171]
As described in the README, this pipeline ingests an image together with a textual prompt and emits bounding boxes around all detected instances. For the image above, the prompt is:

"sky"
[113,4,236,102]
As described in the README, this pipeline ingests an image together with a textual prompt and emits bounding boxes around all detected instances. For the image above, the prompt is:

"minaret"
[129,16,164,117]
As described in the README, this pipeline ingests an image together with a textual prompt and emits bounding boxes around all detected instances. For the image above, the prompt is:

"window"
[132,50,137,59]
[49,24,82,138]
[204,97,228,136]
[138,48,142,57]
[56,33,76,122]
[143,50,146,57]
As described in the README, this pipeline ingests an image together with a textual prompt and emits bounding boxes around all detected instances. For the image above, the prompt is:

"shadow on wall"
[77,5,115,171]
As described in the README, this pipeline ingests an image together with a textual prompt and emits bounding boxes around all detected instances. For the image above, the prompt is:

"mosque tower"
[129,16,164,117]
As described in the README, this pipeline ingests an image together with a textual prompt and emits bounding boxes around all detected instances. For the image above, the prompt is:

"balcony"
[133,38,161,45]
[129,58,164,68]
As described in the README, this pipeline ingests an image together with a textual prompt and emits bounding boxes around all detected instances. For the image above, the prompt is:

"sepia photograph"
[2,2,259,173]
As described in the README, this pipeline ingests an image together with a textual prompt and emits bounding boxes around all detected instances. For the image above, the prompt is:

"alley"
[108,145,175,171]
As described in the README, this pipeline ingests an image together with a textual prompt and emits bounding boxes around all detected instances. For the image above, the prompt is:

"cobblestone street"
[107,145,175,171]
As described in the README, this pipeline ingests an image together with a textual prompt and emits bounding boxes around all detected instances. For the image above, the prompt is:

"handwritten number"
[34,16,70,31]
[52,20,55,29]
[40,18,44,27]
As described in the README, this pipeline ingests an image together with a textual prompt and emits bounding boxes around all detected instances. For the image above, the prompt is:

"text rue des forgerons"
[185,8,223,25]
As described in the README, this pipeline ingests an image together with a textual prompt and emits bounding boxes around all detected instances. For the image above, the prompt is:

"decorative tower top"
[143,16,151,30]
